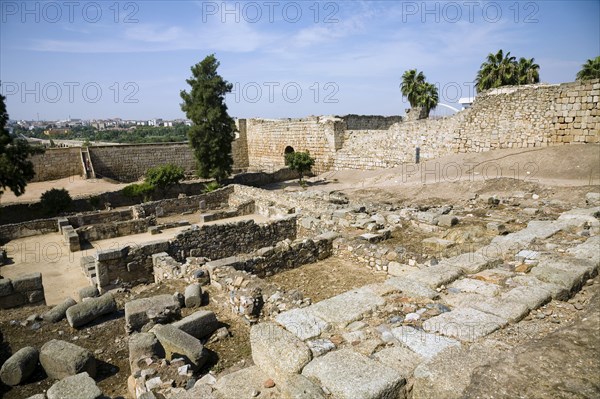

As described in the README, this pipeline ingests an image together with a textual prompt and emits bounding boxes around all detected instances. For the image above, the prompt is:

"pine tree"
[180,54,236,182]
[0,93,43,198]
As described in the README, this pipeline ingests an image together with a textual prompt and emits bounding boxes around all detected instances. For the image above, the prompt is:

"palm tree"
[400,69,438,118]
[475,49,518,92]
[418,82,439,115]
[517,57,540,85]
[576,56,600,80]
[401,69,426,108]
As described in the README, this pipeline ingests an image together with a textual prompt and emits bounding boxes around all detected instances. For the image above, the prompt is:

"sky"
[1,0,598,121]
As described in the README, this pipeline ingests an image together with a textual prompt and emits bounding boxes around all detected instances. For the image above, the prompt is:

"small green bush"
[146,164,185,196]
[123,181,155,203]
[203,181,221,193]
[40,188,72,215]
[285,151,315,183]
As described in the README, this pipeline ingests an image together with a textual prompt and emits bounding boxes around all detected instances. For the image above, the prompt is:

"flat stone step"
[384,277,439,300]
[511,275,570,301]
[448,278,501,297]
[439,252,501,274]
[391,326,460,359]
[423,308,508,342]
[444,293,529,323]
[275,308,330,341]
[308,286,385,327]
[302,349,405,399]
[404,265,463,289]
[501,286,552,310]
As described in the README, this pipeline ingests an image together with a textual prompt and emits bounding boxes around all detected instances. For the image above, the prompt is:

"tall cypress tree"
[0,93,42,198]
[180,54,236,182]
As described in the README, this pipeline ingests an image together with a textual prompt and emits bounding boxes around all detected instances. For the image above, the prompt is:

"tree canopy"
[180,54,236,182]
[285,151,315,183]
[475,50,540,92]
[400,69,439,118]
[0,94,43,198]
[576,56,600,81]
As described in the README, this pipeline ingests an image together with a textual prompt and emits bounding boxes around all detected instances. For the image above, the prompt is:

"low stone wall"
[0,273,45,309]
[30,147,83,182]
[171,216,297,261]
[204,232,337,278]
[67,209,134,228]
[76,217,154,242]
[140,186,234,217]
[92,216,297,290]
[0,218,58,243]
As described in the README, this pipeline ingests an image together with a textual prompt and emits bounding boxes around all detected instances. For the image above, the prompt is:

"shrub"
[123,181,155,203]
[40,188,72,215]
[145,164,185,196]
[285,151,315,183]
[203,181,221,193]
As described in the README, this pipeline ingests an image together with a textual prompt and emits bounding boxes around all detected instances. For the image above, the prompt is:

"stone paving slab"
[275,308,330,341]
[213,365,280,399]
[511,275,570,301]
[309,286,385,327]
[302,349,405,399]
[384,277,439,300]
[490,221,563,252]
[390,326,460,359]
[444,293,528,323]
[404,265,463,289]
[557,207,600,227]
[440,252,501,274]
[530,263,587,294]
[567,236,600,265]
[539,256,598,279]
[423,308,507,342]
[448,278,501,297]
[373,346,424,379]
[250,322,312,380]
[501,285,552,310]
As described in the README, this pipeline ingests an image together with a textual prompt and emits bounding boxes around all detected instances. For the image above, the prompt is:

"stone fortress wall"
[28,79,599,181]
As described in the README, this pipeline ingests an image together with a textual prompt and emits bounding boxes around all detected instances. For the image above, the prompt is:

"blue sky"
[1,1,598,120]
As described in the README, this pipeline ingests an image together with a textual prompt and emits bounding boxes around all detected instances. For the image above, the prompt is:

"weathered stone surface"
[0,346,39,386]
[128,332,164,373]
[172,310,218,339]
[46,372,102,399]
[11,273,43,292]
[150,324,206,368]
[445,293,529,323]
[373,346,424,379]
[511,275,570,301]
[250,322,312,380]
[0,279,13,296]
[40,340,96,379]
[124,294,180,333]
[441,252,502,274]
[280,374,326,399]
[275,308,330,341]
[66,293,117,328]
[391,326,460,359]
[78,286,99,301]
[309,286,385,327]
[438,215,459,227]
[25,394,46,399]
[412,340,511,399]
[404,265,463,289]
[302,349,405,399]
[567,235,600,265]
[462,288,600,399]
[213,365,280,398]
[448,278,501,297]
[423,307,508,341]
[42,297,77,323]
[422,237,455,250]
[384,277,439,299]
[530,257,592,294]
[501,286,552,310]
[184,283,203,307]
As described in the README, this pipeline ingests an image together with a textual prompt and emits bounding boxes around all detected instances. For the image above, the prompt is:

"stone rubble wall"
[0,272,45,309]
[0,218,58,242]
[93,216,297,290]
[76,217,154,242]
[139,186,234,217]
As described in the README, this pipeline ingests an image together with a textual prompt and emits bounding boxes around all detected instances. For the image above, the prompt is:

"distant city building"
[458,97,475,109]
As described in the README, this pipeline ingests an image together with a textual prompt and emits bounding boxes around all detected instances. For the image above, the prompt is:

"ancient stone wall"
[88,143,196,182]
[342,115,404,130]
[0,272,45,309]
[333,80,600,170]
[244,116,345,174]
[76,217,153,242]
[30,147,83,182]
[0,218,58,242]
